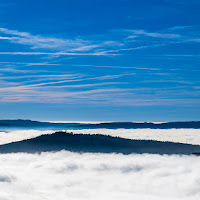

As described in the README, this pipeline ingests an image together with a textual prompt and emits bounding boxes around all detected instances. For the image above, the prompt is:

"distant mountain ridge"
[79,121,200,129]
[0,131,200,155]
[0,119,200,129]
[0,119,80,128]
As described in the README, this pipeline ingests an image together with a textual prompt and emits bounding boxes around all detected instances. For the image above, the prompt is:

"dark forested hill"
[0,131,200,155]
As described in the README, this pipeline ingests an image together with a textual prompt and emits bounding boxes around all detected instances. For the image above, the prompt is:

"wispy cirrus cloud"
[0,77,199,106]
[0,61,60,66]
[73,64,160,70]
[0,28,122,56]
[1,26,200,57]
[163,54,200,57]
[0,72,134,89]
[0,51,119,56]
[0,59,198,106]
[0,69,136,104]
[124,25,200,41]
[0,28,92,51]
[105,25,200,54]
[126,29,181,39]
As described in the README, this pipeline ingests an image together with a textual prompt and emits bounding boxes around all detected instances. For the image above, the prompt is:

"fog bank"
[0,151,199,200]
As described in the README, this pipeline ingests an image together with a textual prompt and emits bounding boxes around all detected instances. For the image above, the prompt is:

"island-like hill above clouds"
[0,131,200,155]
[0,119,200,129]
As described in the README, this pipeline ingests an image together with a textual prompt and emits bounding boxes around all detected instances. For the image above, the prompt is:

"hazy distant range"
[1,119,200,129]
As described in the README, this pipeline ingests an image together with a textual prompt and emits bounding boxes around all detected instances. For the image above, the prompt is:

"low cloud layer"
[0,151,199,200]
[0,129,56,145]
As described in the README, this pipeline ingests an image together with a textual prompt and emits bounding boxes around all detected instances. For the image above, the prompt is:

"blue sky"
[0,0,200,121]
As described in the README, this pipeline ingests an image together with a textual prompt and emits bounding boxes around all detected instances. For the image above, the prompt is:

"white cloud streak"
[0,64,198,106]
[0,28,91,51]
[0,61,61,66]
[0,28,123,56]
[110,26,200,53]
[73,64,160,70]
[1,26,200,57]
[0,69,138,104]
[0,51,118,56]
[126,29,181,39]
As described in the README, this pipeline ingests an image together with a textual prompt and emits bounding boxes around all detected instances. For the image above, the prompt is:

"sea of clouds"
[0,129,200,199]
[0,128,200,145]
[0,151,199,200]
[0,129,56,145]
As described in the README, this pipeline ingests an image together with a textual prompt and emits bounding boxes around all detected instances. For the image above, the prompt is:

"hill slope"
[0,131,200,155]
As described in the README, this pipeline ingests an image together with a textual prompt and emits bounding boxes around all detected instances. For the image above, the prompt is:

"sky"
[0,0,200,121]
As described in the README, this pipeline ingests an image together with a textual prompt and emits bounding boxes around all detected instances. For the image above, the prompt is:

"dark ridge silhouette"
[78,121,200,129]
[0,119,80,128]
[0,131,200,155]
[1,119,200,129]
[0,119,51,126]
